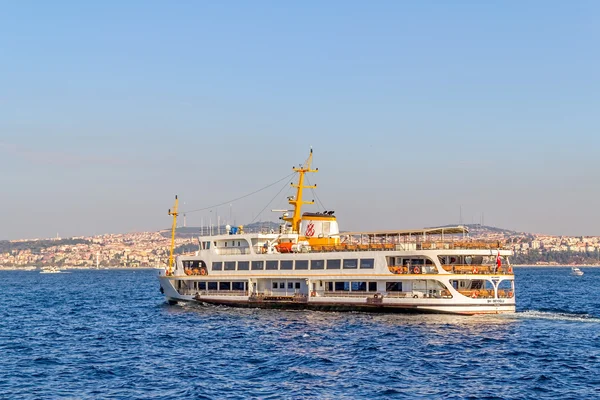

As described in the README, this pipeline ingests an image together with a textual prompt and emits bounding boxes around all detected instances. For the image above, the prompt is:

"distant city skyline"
[3,223,600,271]
[1,1,599,240]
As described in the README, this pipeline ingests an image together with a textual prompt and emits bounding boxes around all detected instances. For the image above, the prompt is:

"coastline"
[0,267,160,271]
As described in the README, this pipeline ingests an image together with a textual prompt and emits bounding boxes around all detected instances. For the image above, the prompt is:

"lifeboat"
[275,242,293,253]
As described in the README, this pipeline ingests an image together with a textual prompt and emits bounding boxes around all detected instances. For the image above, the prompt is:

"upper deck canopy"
[340,226,469,237]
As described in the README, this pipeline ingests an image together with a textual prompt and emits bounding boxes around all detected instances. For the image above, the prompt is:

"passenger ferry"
[158,151,515,315]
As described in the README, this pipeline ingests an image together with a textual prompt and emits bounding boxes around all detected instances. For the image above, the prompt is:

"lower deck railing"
[322,291,374,297]
[385,291,453,299]
[457,289,514,299]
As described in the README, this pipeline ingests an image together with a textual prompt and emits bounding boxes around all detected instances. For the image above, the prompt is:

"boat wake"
[511,310,600,323]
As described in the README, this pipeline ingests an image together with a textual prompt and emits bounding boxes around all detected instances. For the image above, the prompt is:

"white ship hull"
[160,277,515,315]
[159,241,516,316]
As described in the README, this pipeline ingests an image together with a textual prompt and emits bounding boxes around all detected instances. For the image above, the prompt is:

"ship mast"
[284,149,318,233]
[167,195,179,275]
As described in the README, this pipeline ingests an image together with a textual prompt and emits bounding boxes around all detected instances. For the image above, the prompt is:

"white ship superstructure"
[159,151,515,315]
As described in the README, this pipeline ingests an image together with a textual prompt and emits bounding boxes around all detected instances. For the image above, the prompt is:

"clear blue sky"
[1,1,599,240]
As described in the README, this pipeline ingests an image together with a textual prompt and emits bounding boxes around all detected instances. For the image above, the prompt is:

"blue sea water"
[1,268,599,399]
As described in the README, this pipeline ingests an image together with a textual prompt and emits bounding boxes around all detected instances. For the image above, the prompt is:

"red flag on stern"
[496,250,502,268]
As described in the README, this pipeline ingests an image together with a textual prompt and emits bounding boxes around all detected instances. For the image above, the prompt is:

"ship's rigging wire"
[181,172,297,215]
[250,151,322,224]
[305,175,326,211]
[250,173,298,224]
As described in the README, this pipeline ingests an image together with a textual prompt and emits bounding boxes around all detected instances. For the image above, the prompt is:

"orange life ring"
[413,266,420,274]
[310,291,316,297]
[471,291,479,298]
[472,266,479,274]
[508,266,513,274]
[200,268,207,276]
[508,291,513,297]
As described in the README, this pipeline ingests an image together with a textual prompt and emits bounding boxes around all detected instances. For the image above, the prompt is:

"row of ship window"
[324,282,403,292]
[188,281,247,291]
[211,258,375,271]
[183,281,403,292]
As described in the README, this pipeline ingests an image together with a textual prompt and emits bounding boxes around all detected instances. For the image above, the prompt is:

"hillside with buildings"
[458,224,600,265]
[1,223,599,270]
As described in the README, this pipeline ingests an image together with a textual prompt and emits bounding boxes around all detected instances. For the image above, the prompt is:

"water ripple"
[0,268,599,398]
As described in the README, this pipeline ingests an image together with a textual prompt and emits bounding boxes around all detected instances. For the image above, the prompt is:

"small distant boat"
[40,266,63,274]
[571,267,584,276]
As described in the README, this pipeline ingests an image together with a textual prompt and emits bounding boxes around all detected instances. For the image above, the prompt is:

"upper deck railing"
[388,264,514,275]
[310,241,507,252]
